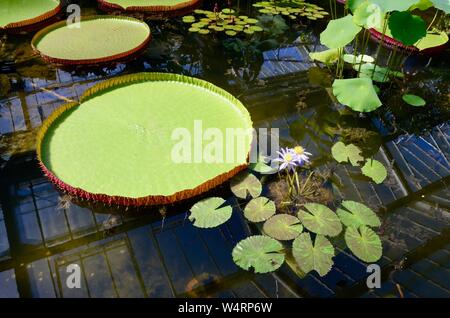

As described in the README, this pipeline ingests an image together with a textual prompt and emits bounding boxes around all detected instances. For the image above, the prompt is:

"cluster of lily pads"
[310,0,449,112]
[187,145,385,277]
[253,0,329,21]
[182,9,263,36]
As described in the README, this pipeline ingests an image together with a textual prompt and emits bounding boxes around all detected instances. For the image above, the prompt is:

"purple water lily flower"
[273,147,298,171]
[291,146,312,165]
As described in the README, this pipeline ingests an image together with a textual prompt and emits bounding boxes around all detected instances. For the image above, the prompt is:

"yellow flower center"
[285,154,293,162]
[294,146,304,155]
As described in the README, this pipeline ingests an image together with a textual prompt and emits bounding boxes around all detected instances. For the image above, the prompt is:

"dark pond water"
[0,0,449,298]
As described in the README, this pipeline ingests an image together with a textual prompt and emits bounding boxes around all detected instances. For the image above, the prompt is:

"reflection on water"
[0,0,449,298]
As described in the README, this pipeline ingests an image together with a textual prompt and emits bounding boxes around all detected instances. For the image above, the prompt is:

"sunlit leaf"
[402,94,426,106]
[361,159,388,184]
[189,197,232,228]
[371,0,420,12]
[320,15,362,49]
[309,48,341,64]
[415,31,449,50]
[244,197,276,222]
[332,78,382,112]
[343,53,374,64]
[388,11,426,46]
[410,0,434,10]
[353,0,384,28]
[347,0,367,12]
[292,233,334,277]
[331,141,364,166]
[232,235,285,273]
[337,200,381,228]
[230,172,262,199]
[263,214,303,240]
[345,226,382,262]
[297,203,342,237]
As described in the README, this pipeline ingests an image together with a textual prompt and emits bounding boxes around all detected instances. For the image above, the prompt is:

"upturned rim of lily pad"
[97,0,202,17]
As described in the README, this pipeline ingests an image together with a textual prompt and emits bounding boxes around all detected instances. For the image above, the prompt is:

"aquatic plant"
[189,197,233,228]
[253,0,329,21]
[230,172,263,199]
[183,8,263,36]
[402,94,427,106]
[244,197,276,222]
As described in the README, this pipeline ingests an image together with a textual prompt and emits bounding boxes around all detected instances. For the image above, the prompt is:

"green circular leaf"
[337,200,381,228]
[320,15,362,49]
[388,11,427,46]
[189,197,232,228]
[292,233,334,277]
[332,78,382,112]
[230,172,262,199]
[331,141,364,166]
[232,235,285,273]
[263,214,303,240]
[345,226,382,263]
[297,203,342,237]
[402,94,426,107]
[198,29,210,35]
[244,197,276,222]
[225,30,237,36]
[361,159,388,184]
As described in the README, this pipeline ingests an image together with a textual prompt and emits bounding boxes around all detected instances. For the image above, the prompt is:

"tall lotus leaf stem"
[371,13,390,78]
[427,9,439,31]
[357,29,370,76]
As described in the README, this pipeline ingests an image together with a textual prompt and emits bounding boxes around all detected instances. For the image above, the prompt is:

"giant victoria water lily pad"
[97,0,202,15]
[37,73,253,206]
[32,16,151,65]
[232,235,285,273]
[0,0,61,31]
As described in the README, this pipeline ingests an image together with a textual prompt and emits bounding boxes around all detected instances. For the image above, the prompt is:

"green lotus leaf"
[307,16,317,20]
[416,31,449,50]
[357,63,404,82]
[309,49,341,64]
[343,53,374,64]
[331,141,364,166]
[347,0,367,12]
[253,2,270,8]
[402,94,427,106]
[194,9,206,14]
[189,197,232,228]
[235,20,247,25]
[361,159,388,184]
[431,0,450,13]
[297,203,342,237]
[213,26,224,31]
[292,233,334,277]
[263,214,303,240]
[388,11,426,46]
[232,235,285,273]
[337,200,381,228]
[410,0,434,10]
[244,197,276,222]
[353,0,384,28]
[230,172,262,199]
[345,226,382,263]
[320,15,362,49]
[191,22,206,28]
[332,78,382,112]
[371,0,420,12]
[259,8,273,14]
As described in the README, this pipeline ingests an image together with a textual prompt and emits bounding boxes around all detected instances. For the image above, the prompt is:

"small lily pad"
[244,197,276,223]
[345,226,382,263]
[292,233,334,277]
[232,235,285,273]
[263,214,303,240]
[337,200,381,228]
[225,30,237,36]
[230,172,262,199]
[361,159,387,184]
[297,203,342,237]
[331,141,364,166]
[189,197,233,228]
[402,94,426,107]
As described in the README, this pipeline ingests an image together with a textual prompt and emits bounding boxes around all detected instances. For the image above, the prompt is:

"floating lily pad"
[345,226,382,263]
[189,197,232,228]
[263,214,303,240]
[222,8,235,14]
[320,15,362,49]
[331,141,364,166]
[37,73,253,206]
[225,30,237,36]
[309,49,340,64]
[332,78,382,112]
[361,159,387,184]
[232,235,285,273]
[337,200,381,228]
[244,197,276,222]
[388,11,426,46]
[402,94,426,107]
[297,203,342,237]
[230,172,262,199]
[32,16,151,65]
[249,156,277,174]
[292,233,334,277]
